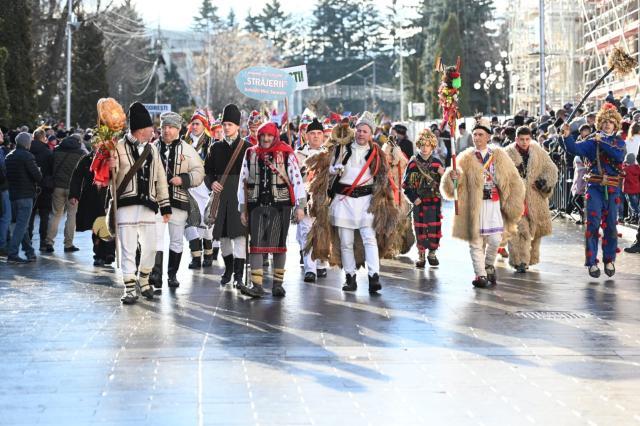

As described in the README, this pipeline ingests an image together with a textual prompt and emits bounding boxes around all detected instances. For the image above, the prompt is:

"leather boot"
[233,258,246,288]
[221,255,234,285]
[188,239,202,269]
[415,250,426,268]
[239,268,264,298]
[368,273,382,294]
[139,270,154,299]
[121,278,138,304]
[202,239,215,267]
[167,250,182,288]
[342,273,357,292]
[272,268,286,297]
[149,251,163,289]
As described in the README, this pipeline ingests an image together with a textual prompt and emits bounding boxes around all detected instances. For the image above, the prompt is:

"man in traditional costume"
[237,122,306,298]
[504,126,558,273]
[403,129,445,267]
[441,117,525,288]
[295,118,330,282]
[110,102,172,304]
[305,112,400,294]
[382,128,414,256]
[204,104,251,286]
[183,110,220,270]
[561,103,626,277]
[149,112,204,289]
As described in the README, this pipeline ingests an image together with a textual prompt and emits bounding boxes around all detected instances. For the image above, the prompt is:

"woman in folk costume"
[184,110,220,270]
[504,126,558,273]
[402,129,445,268]
[440,117,525,288]
[237,122,306,298]
[560,103,626,278]
[382,131,415,256]
[305,112,400,294]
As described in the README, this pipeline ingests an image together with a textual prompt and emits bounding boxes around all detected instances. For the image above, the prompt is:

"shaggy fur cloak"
[304,142,400,268]
[504,141,558,266]
[382,141,414,255]
[440,146,525,242]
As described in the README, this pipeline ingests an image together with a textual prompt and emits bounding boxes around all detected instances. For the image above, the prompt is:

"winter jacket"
[30,140,54,208]
[51,136,85,190]
[69,152,108,232]
[623,163,640,195]
[155,138,204,211]
[0,146,7,191]
[5,146,43,201]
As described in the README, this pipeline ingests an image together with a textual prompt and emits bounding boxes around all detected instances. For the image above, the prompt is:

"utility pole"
[371,59,376,111]
[399,37,404,121]
[539,0,546,116]
[65,0,74,129]
[205,22,212,108]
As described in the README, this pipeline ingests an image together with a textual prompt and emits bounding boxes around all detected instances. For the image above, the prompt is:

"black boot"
[233,258,246,288]
[624,240,640,253]
[188,239,202,269]
[167,250,182,288]
[368,273,382,294]
[342,273,357,292]
[121,279,138,304]
[202,239,215,267]
[485,265,497,286]
[515,263,527,274]
[221,255,234,285]
[149,251,163,289]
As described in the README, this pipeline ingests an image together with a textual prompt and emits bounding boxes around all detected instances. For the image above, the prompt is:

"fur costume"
[504,141,558,266]
[382,141,414,254]
[305,141,400,268]
[440,146,525,242]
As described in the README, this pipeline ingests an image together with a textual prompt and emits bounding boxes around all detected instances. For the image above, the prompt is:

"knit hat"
[306,118,323,133]
[15,132,32,149]
[355,111,376,132]
[128,102,153,132]
[596,102,623,131]
[472,117,492,135]
[222,104,241,126]
[626,152,636,164]
[416,129,438,149]
[160,111,183,129]
[247,110,264,126]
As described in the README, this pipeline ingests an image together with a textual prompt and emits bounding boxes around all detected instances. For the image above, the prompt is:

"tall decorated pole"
[435,56,462,215]
[89,98,126,267]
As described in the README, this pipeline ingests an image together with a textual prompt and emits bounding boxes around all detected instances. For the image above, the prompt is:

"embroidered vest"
[246,150,292,206]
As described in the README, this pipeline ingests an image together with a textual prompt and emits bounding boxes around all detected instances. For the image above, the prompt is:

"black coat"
[5,146,43,201]
[69,152,107,232]
[30,140,53,209]
[398,137,414,160]
[204,136,251,239]
[52,136,85,190]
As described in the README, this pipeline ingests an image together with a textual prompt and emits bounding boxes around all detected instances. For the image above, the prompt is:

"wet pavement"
[1,202,640,425]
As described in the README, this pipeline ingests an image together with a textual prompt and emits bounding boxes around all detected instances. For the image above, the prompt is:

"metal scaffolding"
[579,0,640,107]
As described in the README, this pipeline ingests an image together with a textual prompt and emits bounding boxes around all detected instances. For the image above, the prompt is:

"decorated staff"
[435,57,462,214]
[89,98,127,266]
[563,47,637,125]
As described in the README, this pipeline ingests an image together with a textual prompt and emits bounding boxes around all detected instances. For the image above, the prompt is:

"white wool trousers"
[296,216,329,274]
[117,205,157,279]
[338,226,379,276]
[155,209,188,253]
[469,233,501,277]
[220,236,246,259]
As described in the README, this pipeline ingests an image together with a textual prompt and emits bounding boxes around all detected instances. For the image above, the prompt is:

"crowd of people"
[0,95,638,304]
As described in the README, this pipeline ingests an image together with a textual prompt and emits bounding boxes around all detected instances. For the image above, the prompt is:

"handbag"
[106,144,152,236]
[204,140,245,226]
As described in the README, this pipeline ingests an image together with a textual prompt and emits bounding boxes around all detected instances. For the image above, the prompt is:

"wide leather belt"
[585,173,622,187]
[335,183,373,198]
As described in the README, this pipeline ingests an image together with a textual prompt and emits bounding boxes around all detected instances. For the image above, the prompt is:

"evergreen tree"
[352,0,385,58]
[71,20,109,128]
[247,0,293,57]
[159,64,191,111]
[309,0,362,60]
[429,13,468,115]
[193,0,221,33]
[0,47,11,127]
[0,0,35,126]
[226,9,237,29]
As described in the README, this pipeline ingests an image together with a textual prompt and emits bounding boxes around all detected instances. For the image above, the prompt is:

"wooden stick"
[110,166,121,268]
[284,97,293,147]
